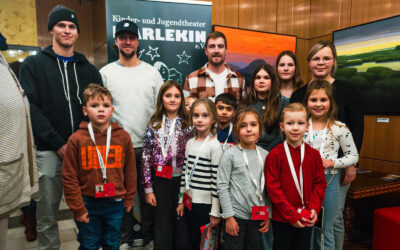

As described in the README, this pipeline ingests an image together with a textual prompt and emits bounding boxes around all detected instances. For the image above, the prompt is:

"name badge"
[297,208,311,221]
[95,183,115,198]
[183,192,192,210]
[251,206,269,220]
[155,164,173,179]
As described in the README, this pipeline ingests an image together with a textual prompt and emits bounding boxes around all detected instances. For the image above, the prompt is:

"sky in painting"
[334,16,400,56]
[214,26,296,65]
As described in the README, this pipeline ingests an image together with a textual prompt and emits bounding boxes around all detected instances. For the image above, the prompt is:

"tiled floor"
[5,198,147,250]
[6,219,79,250]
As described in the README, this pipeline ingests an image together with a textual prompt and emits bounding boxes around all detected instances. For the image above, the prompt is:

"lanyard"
[223,123,233,151]
[308,118,329,155]
[160,115,177,159]
[240,145,265,203]
[283,141,305,208]
[88,123,111,182]
[185,134,211,190]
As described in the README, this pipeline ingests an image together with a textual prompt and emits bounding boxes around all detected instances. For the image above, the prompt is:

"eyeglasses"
[311,56,333,63]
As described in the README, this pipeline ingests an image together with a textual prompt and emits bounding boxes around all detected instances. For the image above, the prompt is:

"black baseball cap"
[115,20,139,38]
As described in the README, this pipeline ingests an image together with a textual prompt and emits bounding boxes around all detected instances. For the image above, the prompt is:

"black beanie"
[48,5,80,33]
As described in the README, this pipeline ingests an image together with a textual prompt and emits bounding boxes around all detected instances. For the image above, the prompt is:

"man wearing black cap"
[100,20,163,249]
[19,5,102,249]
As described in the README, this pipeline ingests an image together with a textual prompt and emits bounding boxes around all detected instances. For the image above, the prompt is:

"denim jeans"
[333,173,350,250]
[261,223,273,250]
[76,196,124,250]
[322,173,340,250]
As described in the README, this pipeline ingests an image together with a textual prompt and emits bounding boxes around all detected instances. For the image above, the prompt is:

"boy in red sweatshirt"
[265,103,326,250]
[62,83,136,249]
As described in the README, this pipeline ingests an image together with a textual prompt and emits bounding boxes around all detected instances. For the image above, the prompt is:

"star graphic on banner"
[177,50,191,64]
[138,49,145,59]
[146,46,160,61]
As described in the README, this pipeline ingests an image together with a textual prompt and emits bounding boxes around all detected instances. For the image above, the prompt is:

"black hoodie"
[19,46,103,151]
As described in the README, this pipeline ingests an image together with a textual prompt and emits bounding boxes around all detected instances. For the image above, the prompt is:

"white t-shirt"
[207,67,228,99]
[100,61,163,147]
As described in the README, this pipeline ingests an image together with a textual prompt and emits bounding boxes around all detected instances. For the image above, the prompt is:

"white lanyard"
[185,134,211,190]
[223,123,233,151]
[160,115,177,159]
[284,141,305,208]
[240,145,265,203]
[88,122,111,182]
[308,118,329,155]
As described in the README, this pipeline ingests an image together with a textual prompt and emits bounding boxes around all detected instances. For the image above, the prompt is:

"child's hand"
[258,219,270,233]
[125,206,132,213]
[322,158,334,169]
[176,203,184,216]
[292,220,306,228]
[306,209,317,227]
[145,192,157,206]
[209,215,221,227]
[76,212,89,224]
[225,217,239,236]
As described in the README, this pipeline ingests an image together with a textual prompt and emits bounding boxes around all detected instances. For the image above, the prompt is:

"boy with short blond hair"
[62,83,137,249]
[215,93,237,150]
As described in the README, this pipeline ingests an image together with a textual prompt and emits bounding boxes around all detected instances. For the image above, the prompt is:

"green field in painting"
[337,46,400,69]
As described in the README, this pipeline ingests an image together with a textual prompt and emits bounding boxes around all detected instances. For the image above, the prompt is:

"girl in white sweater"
[303,80,358,250]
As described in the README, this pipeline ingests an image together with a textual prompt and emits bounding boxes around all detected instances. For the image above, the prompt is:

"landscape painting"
[213,25,297,85]
[333,15,400,114]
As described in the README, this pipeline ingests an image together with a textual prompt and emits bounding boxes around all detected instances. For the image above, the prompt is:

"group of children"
[61,77,358,250]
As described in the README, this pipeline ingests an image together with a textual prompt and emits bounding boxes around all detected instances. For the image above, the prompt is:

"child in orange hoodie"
[62,84,136,249]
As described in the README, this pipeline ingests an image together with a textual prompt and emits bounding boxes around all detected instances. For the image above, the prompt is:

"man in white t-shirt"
[183,31,246,102]
[99,20,163,249]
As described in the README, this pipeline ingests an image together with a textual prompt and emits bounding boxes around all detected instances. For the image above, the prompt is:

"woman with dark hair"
[291,40,364,250]
[275,50,304,102]
[241,63,285,152]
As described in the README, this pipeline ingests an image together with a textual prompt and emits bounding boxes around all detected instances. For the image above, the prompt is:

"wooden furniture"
[343,170,400,249]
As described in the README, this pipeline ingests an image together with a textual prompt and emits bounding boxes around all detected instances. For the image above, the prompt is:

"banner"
[105,0,212,84]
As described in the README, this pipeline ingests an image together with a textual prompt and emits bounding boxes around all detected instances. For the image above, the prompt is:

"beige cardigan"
[0,52,38,217]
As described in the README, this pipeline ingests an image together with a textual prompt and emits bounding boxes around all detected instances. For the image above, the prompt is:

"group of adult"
[0,4,363,250]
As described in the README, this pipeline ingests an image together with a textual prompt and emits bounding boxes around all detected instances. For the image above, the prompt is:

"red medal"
[183,192,192,210]
[251,206,269,220]
[297,208,311,221]
[155,164,173,179]
[95,182,115,198]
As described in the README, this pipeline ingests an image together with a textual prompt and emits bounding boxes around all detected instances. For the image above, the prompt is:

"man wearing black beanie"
[19,5,102,250]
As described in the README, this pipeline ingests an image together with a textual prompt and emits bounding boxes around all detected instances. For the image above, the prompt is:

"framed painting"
[333,15,400,114]
[213,25,297,85]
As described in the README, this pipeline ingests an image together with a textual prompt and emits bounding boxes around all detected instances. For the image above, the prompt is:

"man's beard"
[119,47,136,58]
[208,54,225,66]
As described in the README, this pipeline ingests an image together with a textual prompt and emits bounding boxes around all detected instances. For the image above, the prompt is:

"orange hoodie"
[62,121,136,217]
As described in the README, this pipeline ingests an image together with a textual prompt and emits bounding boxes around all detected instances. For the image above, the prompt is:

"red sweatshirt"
[62,121,137,217]
[265,142,326,225]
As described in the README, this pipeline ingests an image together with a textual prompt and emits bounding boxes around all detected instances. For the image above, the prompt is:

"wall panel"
[0,0,38,46]
[217,0,239,27]
[351,0,400,27]
[239,0,277,33]
[277,0,310,39]
[296,38,310,83]
[91,0,107,67]
[360,115,400,163]
[309,0,351,38]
